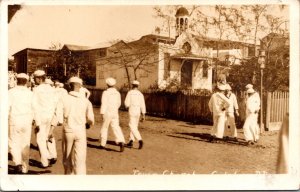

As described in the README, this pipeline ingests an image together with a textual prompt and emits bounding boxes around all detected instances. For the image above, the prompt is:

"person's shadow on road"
[168,132,249,146]
[8,164,51,175]
[87,142,120,152]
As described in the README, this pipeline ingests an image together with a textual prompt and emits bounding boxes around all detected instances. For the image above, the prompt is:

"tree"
[48,43,94,84]
[8,59,16,71]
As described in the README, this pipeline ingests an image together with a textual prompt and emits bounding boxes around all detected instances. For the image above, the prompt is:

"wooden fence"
[88,87,288,131]
[266,92,289,131]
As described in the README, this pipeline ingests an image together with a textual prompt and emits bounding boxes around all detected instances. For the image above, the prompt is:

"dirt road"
[8,108,280,175]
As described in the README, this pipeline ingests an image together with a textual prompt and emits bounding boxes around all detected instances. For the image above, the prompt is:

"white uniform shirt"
[32,83,58,126]
[62,91,94,133]
[56,87,68,100]
[208,92,231,116]
[8,86,33,121]
[79,87,91,98]
[226,92,239,113]
[100,87,121,116]
[124,89,146,116]
[246,92,260,114]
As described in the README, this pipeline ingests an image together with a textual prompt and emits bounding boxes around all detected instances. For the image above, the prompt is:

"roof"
[175,7,189,17]
[171,53,211,60]
[63,44,90,51]
[13,48,56,56]
[89,42,113,49]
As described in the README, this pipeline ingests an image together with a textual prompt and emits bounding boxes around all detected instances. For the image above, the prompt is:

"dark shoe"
[126,140,133,148]
[138,140,143,149]
[209,136,215,143]
[49,158,57,165]
[99,145,106,150]
[16,165,23,174]
[119,143,125,152]
[246,140,254,146]
[232,137,238,142]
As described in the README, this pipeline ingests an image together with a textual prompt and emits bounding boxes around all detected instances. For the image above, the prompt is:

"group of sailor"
[8,70,146,175]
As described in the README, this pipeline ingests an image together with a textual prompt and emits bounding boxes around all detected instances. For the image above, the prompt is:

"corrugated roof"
[63,44,90,51]
[89,42,113,49]
[13,48,55,56]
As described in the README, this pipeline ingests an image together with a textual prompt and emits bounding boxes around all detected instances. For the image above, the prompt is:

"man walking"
[32,70,58,168]
[243,87,260,145]
[224,84,239,141]
[60,77,94,175]
[8,73,33,174]
[99,77,125,152]
[208,83,231,142]
[124,80,146,149]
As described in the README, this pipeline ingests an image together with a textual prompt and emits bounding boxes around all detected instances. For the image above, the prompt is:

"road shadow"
[168,132,250,146]
[8,165,51,175]
[87,143,120,152]
[87,137,99,142]
[28,159,50,169]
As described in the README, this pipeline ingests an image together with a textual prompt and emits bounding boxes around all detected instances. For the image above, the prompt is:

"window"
[98,70,104,79]
[202,61,208,78]
[98,49,107,57]
[163,53,170,80]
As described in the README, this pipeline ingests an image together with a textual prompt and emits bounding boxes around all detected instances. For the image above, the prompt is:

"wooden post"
[266,92,271,131]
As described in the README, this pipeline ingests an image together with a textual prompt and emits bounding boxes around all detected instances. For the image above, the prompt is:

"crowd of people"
[208,82,261,145]
[9,69,288,175]
[8,70,146,175]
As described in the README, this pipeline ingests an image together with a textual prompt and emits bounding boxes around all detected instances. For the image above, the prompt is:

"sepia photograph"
[1,0,299,190]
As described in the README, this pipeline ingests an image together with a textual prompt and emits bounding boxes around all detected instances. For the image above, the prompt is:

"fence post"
[266,92,271,131]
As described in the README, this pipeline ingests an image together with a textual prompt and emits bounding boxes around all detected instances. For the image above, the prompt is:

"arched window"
[180,18,184,25]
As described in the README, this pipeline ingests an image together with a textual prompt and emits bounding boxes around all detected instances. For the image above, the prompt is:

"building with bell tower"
[175,7,189,39]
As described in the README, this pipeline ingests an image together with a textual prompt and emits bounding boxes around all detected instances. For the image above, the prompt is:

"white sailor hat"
[16,73,29,80]
[54,81,60,85]
[245,84,253,89]
[217,83,227,91]
[132,80,140,85]
[246,88,255,94]
[45,78,53,85]
[69,76,83,85]
[59,83,64,88]
[105,77,116,86]
[225,84,232,90]
[33,70,46,77]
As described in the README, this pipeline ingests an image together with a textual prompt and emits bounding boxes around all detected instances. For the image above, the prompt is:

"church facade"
[95,7,255,91]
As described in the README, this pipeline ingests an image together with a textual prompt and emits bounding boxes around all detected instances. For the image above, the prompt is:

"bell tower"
[175,7,189,39]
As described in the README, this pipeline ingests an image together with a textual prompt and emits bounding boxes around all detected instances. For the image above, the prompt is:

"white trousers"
[211,114,226,139]
[9,115,32,173]
[36,115,57,167]
[100,114,125,146]
[129,115,142,141]
[224,113,237,138]
[243,113,260,141]
[62,128,87,175]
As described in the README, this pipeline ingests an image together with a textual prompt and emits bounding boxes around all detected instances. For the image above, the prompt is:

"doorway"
[181,60,193,88]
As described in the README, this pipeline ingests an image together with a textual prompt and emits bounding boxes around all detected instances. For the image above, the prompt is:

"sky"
[8,5,161,58]
[8,4,289,58]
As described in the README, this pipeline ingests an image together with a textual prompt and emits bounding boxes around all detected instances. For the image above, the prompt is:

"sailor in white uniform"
[60,77,94,175]
[32,70,58,168]
[124,80,146,149]
[99,77,125,152]
[8,73,33,174]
